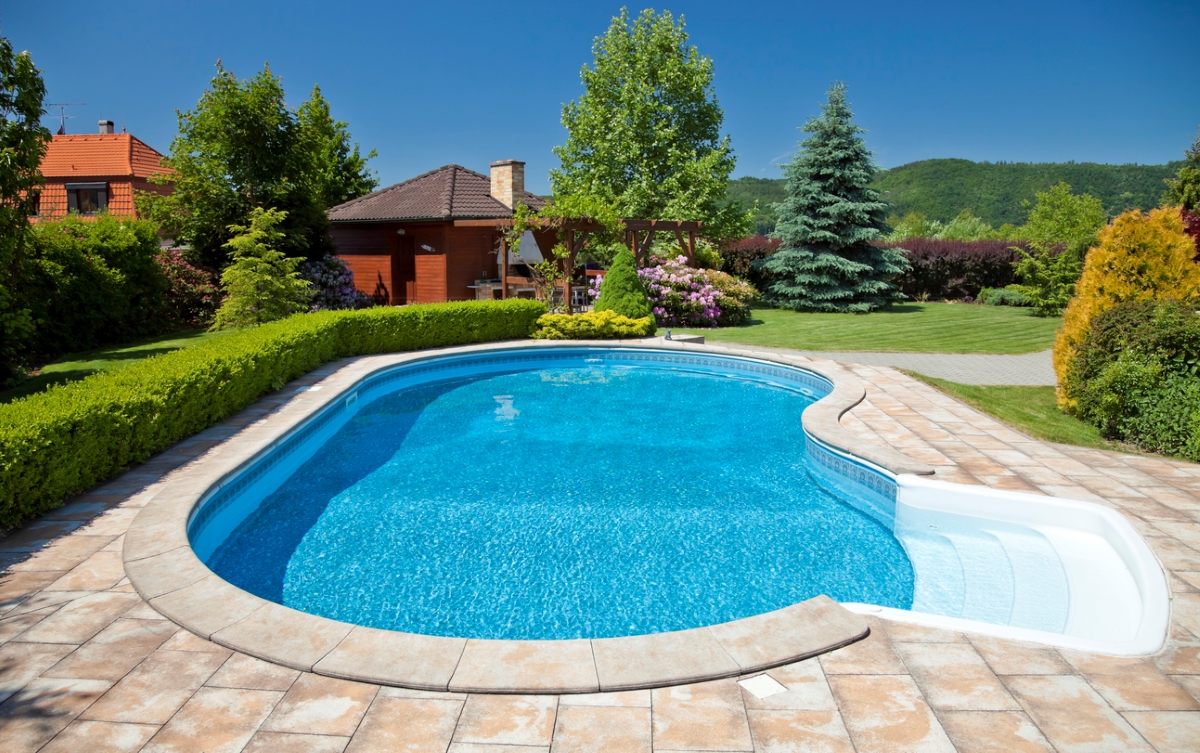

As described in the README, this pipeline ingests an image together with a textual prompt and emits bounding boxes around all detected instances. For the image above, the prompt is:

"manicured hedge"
[532,310,656,340]
[0,299,545,529]
[876,238,1028,301]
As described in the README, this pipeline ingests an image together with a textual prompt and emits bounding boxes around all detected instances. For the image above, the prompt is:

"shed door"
[413,252,447,303]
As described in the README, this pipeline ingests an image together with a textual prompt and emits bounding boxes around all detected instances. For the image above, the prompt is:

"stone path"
[2,354,1200,752]
[794,349,1057,386]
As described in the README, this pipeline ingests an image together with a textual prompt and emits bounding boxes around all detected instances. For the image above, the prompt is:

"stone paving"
[3,354,1200,752]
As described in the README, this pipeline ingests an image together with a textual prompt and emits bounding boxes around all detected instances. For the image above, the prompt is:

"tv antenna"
[46,103,86,135]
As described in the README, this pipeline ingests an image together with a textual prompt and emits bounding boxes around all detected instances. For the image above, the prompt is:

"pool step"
[902,525,1070,633]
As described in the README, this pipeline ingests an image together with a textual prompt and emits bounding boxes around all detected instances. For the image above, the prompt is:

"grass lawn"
[1,329,230,403]
[677,303,1061,354]
[907,372,1111,451]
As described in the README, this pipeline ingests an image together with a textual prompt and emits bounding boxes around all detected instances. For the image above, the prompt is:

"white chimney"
[489,160,525,209]
[98,120,115,135]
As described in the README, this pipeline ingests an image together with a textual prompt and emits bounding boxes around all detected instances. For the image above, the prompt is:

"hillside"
[726,158,1184,232]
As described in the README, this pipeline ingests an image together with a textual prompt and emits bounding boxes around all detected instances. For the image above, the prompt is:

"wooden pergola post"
[499,235,509,299]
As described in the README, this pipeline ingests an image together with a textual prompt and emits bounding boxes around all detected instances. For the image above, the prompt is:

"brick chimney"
[489,160,525,209]
[98,120,115,135]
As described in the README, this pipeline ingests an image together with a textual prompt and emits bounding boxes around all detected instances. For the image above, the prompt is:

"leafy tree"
[761,83,908,313]
[1011,183,1108,316]
[594,247,653,319]
[550,8,749,245]
[0,33,49,379]
[141,63,376,271]
[211,208,311,329]
[1163,130,1200,210]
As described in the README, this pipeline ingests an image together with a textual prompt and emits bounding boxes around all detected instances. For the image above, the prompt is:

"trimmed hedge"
[0,299,545,529]
[875,238,1027,300]
[532,310,656,340]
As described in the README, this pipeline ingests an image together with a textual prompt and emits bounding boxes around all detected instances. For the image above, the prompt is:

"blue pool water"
[203,356,914,640]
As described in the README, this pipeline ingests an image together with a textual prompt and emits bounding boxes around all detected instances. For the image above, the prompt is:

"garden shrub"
[0,299,545,529]
[977,287,1029,307]
[155,248,220,327]
[532,309,656,339]
[593,248,653,319]
[25,215,171,357]
[720,234,779,289]
[212,208,312,329]
[1053,207,1200,400]
[299,254,372,311]
[639,255,723,327]
[876,238,1025,300]
[707,270,758,326]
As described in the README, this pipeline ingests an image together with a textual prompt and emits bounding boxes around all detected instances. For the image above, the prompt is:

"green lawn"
[1,329,230,403]
[677,303,1061,354]
[908,373,1111,451]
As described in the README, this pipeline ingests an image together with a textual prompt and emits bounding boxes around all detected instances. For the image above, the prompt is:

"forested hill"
[727,158,1184,232]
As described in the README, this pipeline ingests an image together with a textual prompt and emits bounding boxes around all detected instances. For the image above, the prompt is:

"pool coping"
[123,339,930,693]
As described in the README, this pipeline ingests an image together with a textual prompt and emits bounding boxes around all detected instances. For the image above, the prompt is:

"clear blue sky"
[7,1,1199,195]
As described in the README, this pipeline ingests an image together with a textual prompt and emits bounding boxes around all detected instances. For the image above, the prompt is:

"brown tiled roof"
[327,164,545,222]
[40,134,172,179]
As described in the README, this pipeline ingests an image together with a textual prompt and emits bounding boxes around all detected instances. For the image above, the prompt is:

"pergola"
[452,217,702,313]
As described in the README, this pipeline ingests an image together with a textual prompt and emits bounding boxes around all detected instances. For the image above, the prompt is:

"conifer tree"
[594,248,653,320]
[212,208,312,329]
[762,83,908,312]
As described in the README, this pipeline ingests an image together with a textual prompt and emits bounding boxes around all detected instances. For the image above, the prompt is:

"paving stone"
[827,674,956,753]
[0,677,111,752]
[818,622,907,675]
[43,550,126,592]
[550,705,651,752]
[316,625,464,691]
[935,710,1055,753]
[0,605,57,645]
[6,534,116,572]
[967,636,1074,675]
[0,641,76,703]
[39,720,159,753]
[454,694,557,747]
[12,590,139,645]
[1120,710,1200,753]
[746,708,855,753]
[211,602,352,672]
[140,686,282,753]
[261,673,378,736]
[739,660,837,711]
[207,651,302,691]
[593,627,740,691]
[1060,651,1200,711]
[158,627,234,654]
[895,642,1020,711]
[1002,674,1155,752]
[42,617,177,681]
[243,730,351,753]
[80,648,228,724]
[651,679,754,752]
[879,620,967,644]
[557,689,650,707]
[342,696,461,752]
[0,571,66,610]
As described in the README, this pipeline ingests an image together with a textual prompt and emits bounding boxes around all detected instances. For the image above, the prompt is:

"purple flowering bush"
[638,255,723,327]
[299,255,372,311]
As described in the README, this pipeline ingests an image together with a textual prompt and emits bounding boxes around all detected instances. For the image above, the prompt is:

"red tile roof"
[40,134,171,179]
[328,164,544,222]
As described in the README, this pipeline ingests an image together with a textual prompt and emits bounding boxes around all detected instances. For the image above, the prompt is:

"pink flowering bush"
[638,255,723,327]
[154,249,219,327]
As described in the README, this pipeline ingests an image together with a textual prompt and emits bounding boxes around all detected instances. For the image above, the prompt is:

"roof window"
[66,182,108,215]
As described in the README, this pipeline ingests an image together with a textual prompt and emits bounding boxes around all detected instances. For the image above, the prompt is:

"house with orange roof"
[33,120,172,221]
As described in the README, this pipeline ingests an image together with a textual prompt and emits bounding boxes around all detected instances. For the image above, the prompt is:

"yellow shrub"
[1053,206,1200,406]
[532,309,657,340]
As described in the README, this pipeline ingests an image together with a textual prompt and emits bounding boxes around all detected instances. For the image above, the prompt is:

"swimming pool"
[191,348,913,640]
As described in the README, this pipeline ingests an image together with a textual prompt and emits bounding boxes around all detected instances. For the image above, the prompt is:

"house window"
[65,183,108,215]
[29,191,40,217]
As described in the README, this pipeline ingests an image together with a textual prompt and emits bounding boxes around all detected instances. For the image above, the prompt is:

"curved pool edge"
[123,339,884,693]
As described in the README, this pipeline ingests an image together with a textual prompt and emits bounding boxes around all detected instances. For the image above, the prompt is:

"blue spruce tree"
[762,83,908,312]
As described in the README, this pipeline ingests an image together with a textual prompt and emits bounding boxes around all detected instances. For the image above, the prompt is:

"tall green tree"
[1012,183,1107,316]
[211,207,311,329]
[762,83,908,312]
[550,8,748,246]
[0,33,50,379]
[1163,131,1200,211]
[141,63,376,271]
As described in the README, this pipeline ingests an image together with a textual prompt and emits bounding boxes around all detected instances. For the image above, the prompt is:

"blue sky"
[7,1,1199,194]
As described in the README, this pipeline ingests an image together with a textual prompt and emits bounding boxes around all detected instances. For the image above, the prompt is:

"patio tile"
[558,689,650,707]
[592,627,740,691]
[377,685,467,701]
[1144,536,1200,571]
[745,708,855,753]
[818,622,907,675]
[0,572,74,612]
[316,625,465,691]
[1002,674,1154,752]
[879,620,967,643]
[80,648,228,724]
[0,641,76,703]
[261,673,378,736]
[967,635,1074,675]
[211,602,353,672]
[76,507,140,536]
[149,574,263,639]
[0,605,57,645]
[5,532,114,569]
[1172,591,1200,636]
[39,720,159,753]
[550,705,651,752]
[208,651,302,691]
[1060,652,1200,711]
[42,617,177,681]
[12,590,139,644]
[651,679,753,752]
[739,660,837,711]
[895,642,1019,711]
[0,677,111,752]
[121,545,212,600]
[453,694,556,746]
[1121,711,1200,753]
[827,674,955,753]
[1156,626,1200,674]
[448,745,548,753]
[243,730,350,752]
[158,627,234,654]
[707,598,868,673]
[935,710,1054,753]
[140,686,281,753]
[43,550,126,592]
[450,639,597,694]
